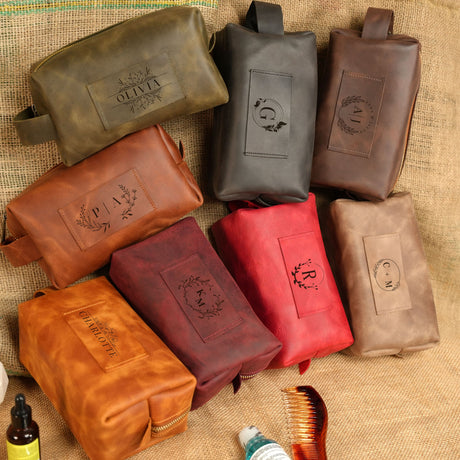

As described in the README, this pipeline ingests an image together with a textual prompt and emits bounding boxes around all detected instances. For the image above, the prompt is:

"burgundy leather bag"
[109,217,282,409]
[211,194,353,373]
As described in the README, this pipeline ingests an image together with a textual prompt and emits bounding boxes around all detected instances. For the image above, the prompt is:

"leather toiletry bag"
[110,216,282,409]
[18,276,197,460]
[328,192,440,357]
[14,6,229,166]
[211,194,354,373]
[0,126,203,289]
[211,1,317,203]
[311,8,421,201]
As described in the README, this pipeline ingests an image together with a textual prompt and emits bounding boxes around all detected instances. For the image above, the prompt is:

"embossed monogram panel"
[279,232,333,318]
[87,53,185,130]
[363,233,412,314]
[161,254,243,342]
[59,169,156,250]
[64,301,148,372]
[328,71,385,157]
[244,69,292,159]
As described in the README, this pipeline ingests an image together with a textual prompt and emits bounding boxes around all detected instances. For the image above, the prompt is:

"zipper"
[240,372,258,380]
[151,408,190,434]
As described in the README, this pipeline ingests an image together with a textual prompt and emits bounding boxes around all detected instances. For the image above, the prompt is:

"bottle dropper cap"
[10,393,32,429]
[239,425,262,449]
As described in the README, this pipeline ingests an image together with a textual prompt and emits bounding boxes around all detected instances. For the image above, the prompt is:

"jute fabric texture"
[0,0,459,459]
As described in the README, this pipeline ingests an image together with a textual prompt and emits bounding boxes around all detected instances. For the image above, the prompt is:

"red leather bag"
[211,193,353,373]
[109,217,282,409]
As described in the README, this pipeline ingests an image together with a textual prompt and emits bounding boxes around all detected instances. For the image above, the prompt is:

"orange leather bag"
[0,126,203,288]
[18,276,197,460]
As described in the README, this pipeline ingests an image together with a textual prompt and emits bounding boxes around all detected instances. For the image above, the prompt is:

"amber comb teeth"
[282,386,328,460]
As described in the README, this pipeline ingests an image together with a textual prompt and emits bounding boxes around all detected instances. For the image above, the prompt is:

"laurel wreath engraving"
[117,66,163,113]
[291,260,320,291]
[75,185,137,232]
[76,205,111,233]
[337,95,374,135]
[178,275,224,319]
[118,184,137,220]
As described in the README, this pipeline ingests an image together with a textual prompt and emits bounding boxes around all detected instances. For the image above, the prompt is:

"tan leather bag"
[18,276,196,460]
[328,192,440,357]
[14,7,228,166]
[312,8,420,201]
[0,125,203,288]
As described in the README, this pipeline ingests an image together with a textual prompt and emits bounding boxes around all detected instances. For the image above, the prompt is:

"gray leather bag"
[211,1,317,203]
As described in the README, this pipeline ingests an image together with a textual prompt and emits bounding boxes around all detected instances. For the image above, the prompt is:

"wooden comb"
[282,386,328,460]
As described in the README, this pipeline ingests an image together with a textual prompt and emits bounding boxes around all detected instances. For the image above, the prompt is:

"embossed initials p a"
[76,184,137,233]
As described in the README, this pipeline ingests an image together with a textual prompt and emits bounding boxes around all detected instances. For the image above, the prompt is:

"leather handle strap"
[13,106,57,145]
[0,234,41,267]
[244,1,284,35]
[362,7,394,40]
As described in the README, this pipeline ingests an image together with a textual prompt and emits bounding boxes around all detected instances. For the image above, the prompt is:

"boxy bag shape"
[328,192,440,356]
[110,217,282,409]
[211,194,353,373]
[211,1,317,203]
[0,126,203,289]
[18,276,197,460]
[14,7,228,166]
[311,8,420,201]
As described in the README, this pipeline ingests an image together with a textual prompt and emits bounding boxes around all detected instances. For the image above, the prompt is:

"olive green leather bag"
[14,7,228,166]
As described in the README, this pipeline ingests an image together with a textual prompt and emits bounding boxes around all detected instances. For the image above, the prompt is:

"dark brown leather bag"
[14,7,228,166]
[311,8,421,201]
[0,126,203,288]
[328,192,440,357]
[19,276,197,460]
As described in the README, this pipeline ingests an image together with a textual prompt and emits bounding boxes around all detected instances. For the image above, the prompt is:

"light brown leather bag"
[19,276,196,460]
[0,125,203,288]
[311,8,421,201]
[328,192,440,357]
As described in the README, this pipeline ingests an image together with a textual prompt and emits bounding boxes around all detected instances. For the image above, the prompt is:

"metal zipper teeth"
[240,373,258,380]
[151,409,190,434]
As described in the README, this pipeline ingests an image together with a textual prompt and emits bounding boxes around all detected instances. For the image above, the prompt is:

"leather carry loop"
[361,7,394,40]
[244,1,284,35]
[1,212,41,266]
[13,106,57,145]
[0,234,41,267]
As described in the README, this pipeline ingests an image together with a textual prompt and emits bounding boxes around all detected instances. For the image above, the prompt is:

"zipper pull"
[232,374,242,394]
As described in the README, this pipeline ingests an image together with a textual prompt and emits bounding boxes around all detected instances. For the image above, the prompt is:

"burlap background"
[0,0,459,458]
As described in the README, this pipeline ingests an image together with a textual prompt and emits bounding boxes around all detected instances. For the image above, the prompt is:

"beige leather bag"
[328,192,440,357]
[14,7,228,165]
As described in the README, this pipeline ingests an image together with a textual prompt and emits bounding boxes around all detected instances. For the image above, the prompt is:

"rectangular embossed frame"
[58,169,156,250]
[160,254,243,343]
[279,232,334,317]
[63,300,148,372]
[363,233,412,315]
[244,69,292,159]
[328,71,385,158]
[87,53,185,130]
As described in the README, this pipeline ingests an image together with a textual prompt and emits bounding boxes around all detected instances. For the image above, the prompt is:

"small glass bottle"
[239,425,291,460]
[6,393,41,460]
